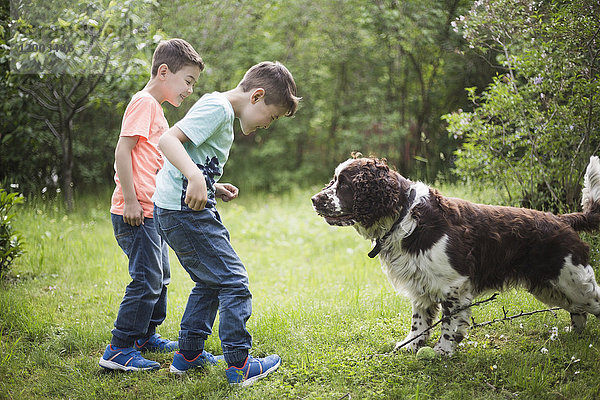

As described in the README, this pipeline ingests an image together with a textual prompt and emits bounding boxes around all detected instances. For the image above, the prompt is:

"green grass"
[2,186,600,399]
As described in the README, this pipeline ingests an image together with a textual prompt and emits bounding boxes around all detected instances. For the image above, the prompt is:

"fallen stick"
[470,306,560,328]
[393,293,499,352]
[392,293,561,353]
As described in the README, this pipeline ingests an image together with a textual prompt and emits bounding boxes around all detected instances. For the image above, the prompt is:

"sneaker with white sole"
[169,350,221,374]
[226,355,281,387]
[135,333,178,353]
[99,345,160,371]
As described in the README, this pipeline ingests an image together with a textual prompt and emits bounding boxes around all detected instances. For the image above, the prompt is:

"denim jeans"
[110,213,170,348]
[154,206,252,366]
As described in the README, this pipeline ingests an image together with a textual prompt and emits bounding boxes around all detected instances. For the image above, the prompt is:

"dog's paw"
[393,341,417,353]
[394,337,424,353]
[433,341,455,356]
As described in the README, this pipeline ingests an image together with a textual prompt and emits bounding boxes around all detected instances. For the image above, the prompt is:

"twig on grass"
[470,306,560,328]
[389,293,562,354]
[392,293,500,352]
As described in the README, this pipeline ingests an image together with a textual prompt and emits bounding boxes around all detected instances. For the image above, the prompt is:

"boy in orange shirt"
[100,39,205,371]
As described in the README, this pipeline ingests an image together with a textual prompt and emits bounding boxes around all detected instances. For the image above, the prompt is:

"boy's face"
[239,89,288,135]
[163,64,201,107]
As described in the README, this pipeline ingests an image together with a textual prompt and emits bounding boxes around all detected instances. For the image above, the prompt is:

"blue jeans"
[110,213,170,348]
[154,206,252,366]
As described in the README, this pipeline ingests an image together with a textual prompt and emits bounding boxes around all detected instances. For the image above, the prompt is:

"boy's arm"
[158,126,208,211]
[115,136,145,226]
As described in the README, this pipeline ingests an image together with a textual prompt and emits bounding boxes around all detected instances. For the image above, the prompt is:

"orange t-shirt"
[110,91,168,218]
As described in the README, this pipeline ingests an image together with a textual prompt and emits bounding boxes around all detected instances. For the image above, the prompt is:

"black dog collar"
[368,188,416,258]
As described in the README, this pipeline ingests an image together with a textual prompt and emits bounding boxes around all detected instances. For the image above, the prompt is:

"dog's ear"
[352,158,405,227]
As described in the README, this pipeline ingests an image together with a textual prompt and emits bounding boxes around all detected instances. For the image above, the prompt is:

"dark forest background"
[1,0,598,212]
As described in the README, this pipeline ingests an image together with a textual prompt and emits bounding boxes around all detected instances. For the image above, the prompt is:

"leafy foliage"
[3,0,155,209]
[7,0,598,206]
[444,0,600,211]
[0,188,24,278]
[2,0,492,200]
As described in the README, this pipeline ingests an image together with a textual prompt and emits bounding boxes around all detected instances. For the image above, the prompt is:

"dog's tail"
[581,156,600,214]
[559,156,600,231]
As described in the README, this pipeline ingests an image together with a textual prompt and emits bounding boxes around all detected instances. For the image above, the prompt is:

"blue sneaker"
[169,350,222,374]
[226,355,281,387]
[135,334,178,353]
[99,345,160,371]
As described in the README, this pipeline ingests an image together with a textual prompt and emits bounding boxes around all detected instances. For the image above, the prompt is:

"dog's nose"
[311,194,322,206]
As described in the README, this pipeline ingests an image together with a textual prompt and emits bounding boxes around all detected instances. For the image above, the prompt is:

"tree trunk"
[328,62,348,163]
[60,118,74,212]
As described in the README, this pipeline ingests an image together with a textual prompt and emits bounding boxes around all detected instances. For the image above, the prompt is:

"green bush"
[0,188,25,278]
[444,0,600,212]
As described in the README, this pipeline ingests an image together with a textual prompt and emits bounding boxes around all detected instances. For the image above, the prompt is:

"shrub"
[445,0,600,212]
[0,188,25,279]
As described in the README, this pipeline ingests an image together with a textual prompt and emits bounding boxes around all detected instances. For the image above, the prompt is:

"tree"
[2,0,496,196]
[365,0,476,178]
[157,0,485,187]
[444,0,600,211]
[6,0,154,210]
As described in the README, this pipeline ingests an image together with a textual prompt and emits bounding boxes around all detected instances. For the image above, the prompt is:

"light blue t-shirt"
[153,92,235,211]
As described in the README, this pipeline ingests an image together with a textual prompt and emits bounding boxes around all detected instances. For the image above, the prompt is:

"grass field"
[1,186,600,399]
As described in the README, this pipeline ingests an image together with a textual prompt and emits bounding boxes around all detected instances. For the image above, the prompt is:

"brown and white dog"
[312,155,600,356]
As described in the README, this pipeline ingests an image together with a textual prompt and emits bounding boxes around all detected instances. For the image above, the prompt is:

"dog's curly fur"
[352,159,408,228]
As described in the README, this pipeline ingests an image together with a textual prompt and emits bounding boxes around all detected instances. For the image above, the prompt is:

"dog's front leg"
[435,288,473,356]
[396,301,440,352]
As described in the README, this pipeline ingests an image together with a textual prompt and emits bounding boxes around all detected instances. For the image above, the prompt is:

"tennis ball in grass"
[416,346,436,360]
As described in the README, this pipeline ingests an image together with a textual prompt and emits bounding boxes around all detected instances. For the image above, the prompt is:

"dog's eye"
[338,175,350,188]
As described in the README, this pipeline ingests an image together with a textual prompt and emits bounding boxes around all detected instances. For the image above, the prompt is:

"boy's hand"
[123,200,144,226]
[215,183,239,202]
[185,172,208,210]
[115,135,144,226]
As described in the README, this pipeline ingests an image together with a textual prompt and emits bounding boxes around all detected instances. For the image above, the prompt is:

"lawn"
[1,186,600,399]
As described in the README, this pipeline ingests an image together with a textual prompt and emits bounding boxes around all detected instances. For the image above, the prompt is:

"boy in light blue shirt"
[153,91,235,211]
[153,61,300,386]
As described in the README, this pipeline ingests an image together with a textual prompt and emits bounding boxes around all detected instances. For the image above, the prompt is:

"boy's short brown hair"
[239,61,301,117]
[151,38,204,77]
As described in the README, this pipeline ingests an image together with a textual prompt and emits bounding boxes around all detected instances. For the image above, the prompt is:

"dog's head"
[311,157,410,228]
